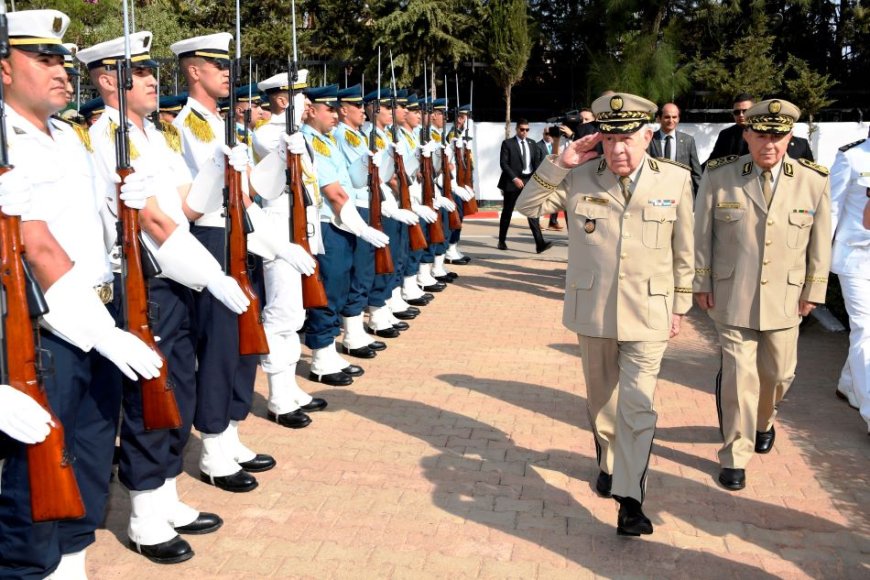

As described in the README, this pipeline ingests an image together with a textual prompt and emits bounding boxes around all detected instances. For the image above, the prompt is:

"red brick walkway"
[89,220,869,578]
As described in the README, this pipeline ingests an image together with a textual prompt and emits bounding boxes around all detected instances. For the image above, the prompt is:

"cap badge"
[610,96,623,111]
[768,100,782,114]
[52,17,63,34]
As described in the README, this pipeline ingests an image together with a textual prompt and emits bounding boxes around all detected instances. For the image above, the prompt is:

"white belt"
[194,213,227,228]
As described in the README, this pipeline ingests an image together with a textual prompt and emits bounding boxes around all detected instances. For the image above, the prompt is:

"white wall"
[469,121,870,201]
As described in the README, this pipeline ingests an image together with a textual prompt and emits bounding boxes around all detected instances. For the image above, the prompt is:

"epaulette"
[707,155,738,170]
[798,158,829,176]
[252,118,269,131]
[160,121,182,153]
[375,135,385,150]
[656,157,690,171]
[344,129,361,148]
[55,117,93,153]
[431,130,442,143]
[184,109,214,143]
[839,139,866,152]
[108,121,139,160]
[327,132,337,145]
[311,136,331,157]
[647,158,660,172]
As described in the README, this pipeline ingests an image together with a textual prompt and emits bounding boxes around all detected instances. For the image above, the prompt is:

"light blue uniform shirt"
[301,123,354,220]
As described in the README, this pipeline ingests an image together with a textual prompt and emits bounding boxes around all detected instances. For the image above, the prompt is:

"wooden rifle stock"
[456,144,478,215]
[116,167,182,430]
[442,158,462,230]
[420,154,445,244]
[368,156,394,275]
[224,164,269,355]
[394,152,428,251]
[0,181,84,521]
[288,152,328,308]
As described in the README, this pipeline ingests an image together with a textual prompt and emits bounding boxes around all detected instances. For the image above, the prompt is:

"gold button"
[761,280,768,285]
[767,219,774,225]
[624,213,631,218]
[621,253,628,259]
[765,240,772,246]
[619,273,625,280]
[763,259,770,265]
[726,215,732,221]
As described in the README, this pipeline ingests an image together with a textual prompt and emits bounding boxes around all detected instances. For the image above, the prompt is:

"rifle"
[114,1,181,430]
[453,75,478,216]
[225,2,269,354]
[389,52,427,251]
[287,0,328,308]
[368,48,393,275]
[0,2,85,521]
[419,65,445,245]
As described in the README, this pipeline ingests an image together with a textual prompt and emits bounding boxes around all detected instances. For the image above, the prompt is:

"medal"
[584,219,596,234]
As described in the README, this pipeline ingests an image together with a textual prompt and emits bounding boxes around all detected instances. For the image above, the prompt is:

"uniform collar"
[6,105,62,145]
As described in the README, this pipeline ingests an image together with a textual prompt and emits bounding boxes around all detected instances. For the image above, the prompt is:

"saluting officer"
[0,10,163,578]
[693,99,831,491]
[517,93,694,537]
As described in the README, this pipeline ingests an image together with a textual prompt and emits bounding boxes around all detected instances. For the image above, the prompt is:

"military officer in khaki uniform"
[517,93,694,537]
[693,99,831,491]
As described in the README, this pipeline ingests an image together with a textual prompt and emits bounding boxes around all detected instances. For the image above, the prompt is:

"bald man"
[648,103,702,195]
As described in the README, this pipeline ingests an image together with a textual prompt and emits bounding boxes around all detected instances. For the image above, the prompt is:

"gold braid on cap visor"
[747,114,794,134]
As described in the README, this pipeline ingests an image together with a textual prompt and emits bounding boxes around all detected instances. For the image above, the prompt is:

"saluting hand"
[555,132,602,169]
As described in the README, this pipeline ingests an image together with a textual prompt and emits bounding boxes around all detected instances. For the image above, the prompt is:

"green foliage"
[784,55,837,122]
[487,0,532,132]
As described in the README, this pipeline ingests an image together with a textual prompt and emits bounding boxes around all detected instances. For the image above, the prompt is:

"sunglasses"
[732,109,748,116]
[517,127,530,132]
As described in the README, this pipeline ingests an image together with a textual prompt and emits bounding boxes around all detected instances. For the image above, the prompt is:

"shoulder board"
[375,135,385,150]
[55,117,93,153]
[656,157,689,171]
[839,139,866,152]
[647,158,659,172]
[252,118,269,131]
[707,155,738,170]
[431,130,442,143]
[160,121,182,153]
[597,158,607,174]
[344,129,361,148]
[798,158,829,176]
[184,109,214,143]
[312,137,331,157]
[327,133,337,145]
[108,121,139,160]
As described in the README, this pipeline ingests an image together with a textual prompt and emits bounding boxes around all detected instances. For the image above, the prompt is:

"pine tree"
[487,0,532,137]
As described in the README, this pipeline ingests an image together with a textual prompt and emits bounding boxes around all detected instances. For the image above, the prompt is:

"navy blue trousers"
[118,278,196,492]
[449,192,465,245]
[368,217,407,306]
[304,223,355,350]
[342,208,375,317]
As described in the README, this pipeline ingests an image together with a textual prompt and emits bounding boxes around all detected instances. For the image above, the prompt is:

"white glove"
[337,202,389,248]
[0,167,33,216]
[413,204,438,224]
[0,385,52,444]
[114,170,157,210]
[278,132,307,162]
[369,149,383,169]
[93,328,163,381]
[452,184,473,202]
[421,141,441,159]
[394,208,420,226]
[205,272,250,314]
[221,143,250,173]
[277,243,316,276]
[186,155,225,214]
[435,195,456,212]
[454,138,466,150]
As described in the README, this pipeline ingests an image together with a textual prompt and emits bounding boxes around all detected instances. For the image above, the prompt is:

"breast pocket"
[567,269,596,324]
[786,212,813,249]
[574,202,609,246]
[647,275,672,331]
[713,207,745,244]
[642,206,677,249]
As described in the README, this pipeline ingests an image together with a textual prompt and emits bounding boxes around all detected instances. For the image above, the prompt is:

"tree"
[784,55,837,137]
[487,0,532,137]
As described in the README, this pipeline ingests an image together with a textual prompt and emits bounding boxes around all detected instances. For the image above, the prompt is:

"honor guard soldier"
[246,69,327,429]
[80,96,105,126]
[158,94,186,124]
[0,10,164,578]
[444,104,476,265]
[300,83,389,386]
[830,137,870,433]
[334,84,391,358]
[693,99,831,490]
[233,84,262,148]
[517,93,694,536]
[78,30,256,563]
[170,32,275,493]
[362,88,421,336]
[427,97,459,282]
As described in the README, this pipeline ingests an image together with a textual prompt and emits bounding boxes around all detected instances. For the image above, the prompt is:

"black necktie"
[664,135,673,160]
[521,139,528,170]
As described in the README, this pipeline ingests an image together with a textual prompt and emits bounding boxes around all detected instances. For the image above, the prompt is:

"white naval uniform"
[830,139,870,430]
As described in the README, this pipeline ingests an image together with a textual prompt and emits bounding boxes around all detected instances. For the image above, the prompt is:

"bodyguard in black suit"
[497,118,551,252]
[647,103,702,194]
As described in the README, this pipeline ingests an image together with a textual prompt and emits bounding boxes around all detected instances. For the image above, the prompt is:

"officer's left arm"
[801,176,832,308]
[671,171,695,320]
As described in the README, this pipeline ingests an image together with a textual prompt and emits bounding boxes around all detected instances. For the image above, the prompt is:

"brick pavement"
[87,219,869,579]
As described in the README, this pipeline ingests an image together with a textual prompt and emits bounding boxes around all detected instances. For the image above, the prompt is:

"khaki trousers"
[579,335,668,503]
[714,322,799,469]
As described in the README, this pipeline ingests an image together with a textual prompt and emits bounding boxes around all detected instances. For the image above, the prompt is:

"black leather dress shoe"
[536,241,554,254]
[392,321,410,331]
[268,409,312,428]
[368,340,387,351]
[595,471,612,498]
[422,293,435,301]
[341,364,364,377]
[341,344,377,359]
[445,256,471,265]
[718,468,746,491]
[393,310,418,320]
[406,297,429,307]
[174,512,223,535]
[199,470,258,493]
[308,371,353,386]
[422,282,446,292]
[405,306,421,314]
[300,398,328,412]
[755,426,775,454]
[238,454,276,473]
[616,497,653,536]
[366,326,400,338]
[129,535,193,564]
[434,275,454,283]
[497,242,508,251]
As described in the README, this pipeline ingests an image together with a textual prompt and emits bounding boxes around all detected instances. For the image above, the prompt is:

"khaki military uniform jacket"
[517,155,695,341]
[693,155,831,331]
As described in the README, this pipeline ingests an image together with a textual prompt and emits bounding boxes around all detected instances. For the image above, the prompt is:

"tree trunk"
[504,83,512,139]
